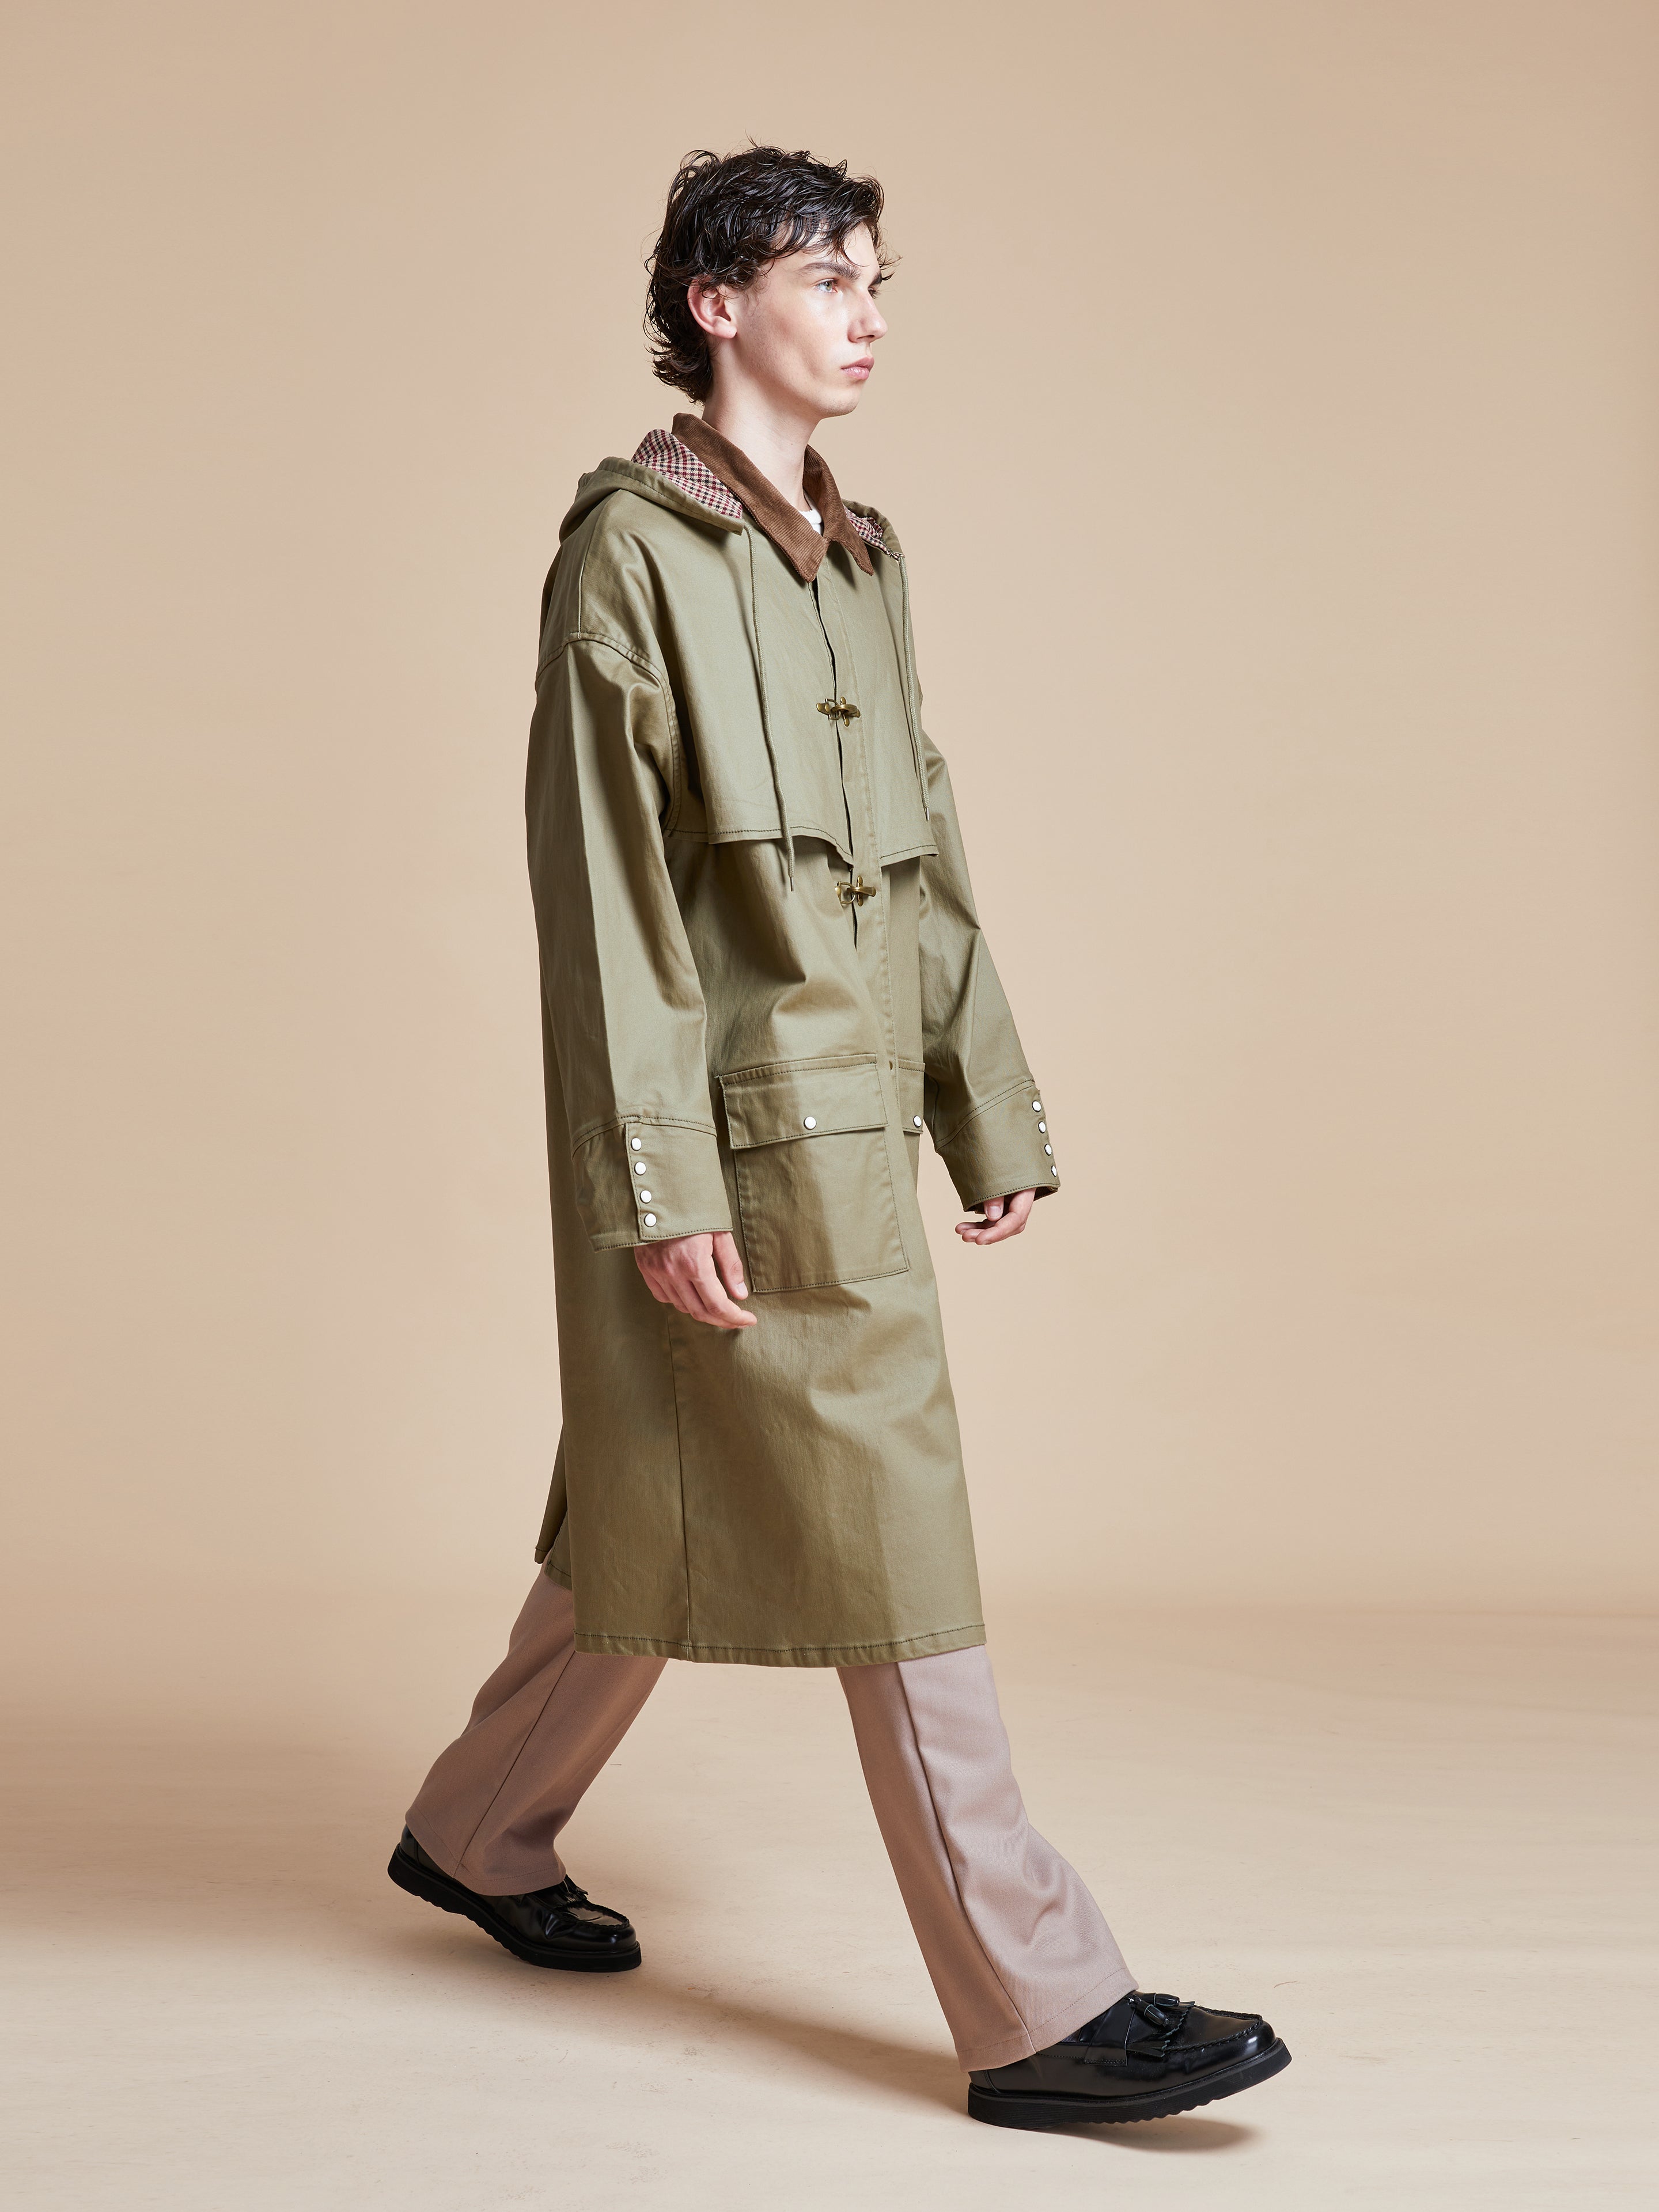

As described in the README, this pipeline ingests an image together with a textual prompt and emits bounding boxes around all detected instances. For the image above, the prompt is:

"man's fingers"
[636,1240,757,1327]
[954,1189,1037,1245]
[684,1251,757,1327]
[980,1190,1036,1242]
[711,1231,750,1303]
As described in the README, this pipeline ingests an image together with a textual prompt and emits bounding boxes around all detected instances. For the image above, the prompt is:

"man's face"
[697,225,889,420]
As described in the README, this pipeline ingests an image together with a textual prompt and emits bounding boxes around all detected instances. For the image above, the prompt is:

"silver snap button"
[1031,1099,1043,1112]
[630,1137,643,1150]
[633,1161,647,1174]
[1050,1167,1058,1178]
[803,1116,817,1129]
[912,1115,923,1128]
[1044,1144,1052,1155]
[642,1212,658,1226]
[1038,1121,1047,1132]
[638,1190,652,1202]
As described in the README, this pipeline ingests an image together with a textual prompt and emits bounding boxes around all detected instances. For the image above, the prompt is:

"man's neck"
[696,392,821,517]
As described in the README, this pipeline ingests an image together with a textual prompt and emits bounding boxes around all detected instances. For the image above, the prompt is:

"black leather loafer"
[387,1827,642,1972]
[968,1989,1290,2127]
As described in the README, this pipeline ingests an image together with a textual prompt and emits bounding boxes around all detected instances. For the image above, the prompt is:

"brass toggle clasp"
[816,696,862,723]
[836,872,878,908]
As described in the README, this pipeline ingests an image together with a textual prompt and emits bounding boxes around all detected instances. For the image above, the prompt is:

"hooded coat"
[528,417,1060,1665]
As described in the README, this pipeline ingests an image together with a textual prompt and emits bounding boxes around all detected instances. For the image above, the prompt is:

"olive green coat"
[527,428,1060,1665]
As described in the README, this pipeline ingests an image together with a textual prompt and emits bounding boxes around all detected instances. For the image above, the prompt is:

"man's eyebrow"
[801,253,880,281]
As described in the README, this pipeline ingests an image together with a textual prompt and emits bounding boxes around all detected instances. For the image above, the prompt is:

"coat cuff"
[931,1080,1060,1212]
[571,1117,734,1250]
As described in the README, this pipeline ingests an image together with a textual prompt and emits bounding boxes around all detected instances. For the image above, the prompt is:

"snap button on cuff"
[642,1212,658,1226]
[912,1115,923,1128]
[802,1116,817,1129]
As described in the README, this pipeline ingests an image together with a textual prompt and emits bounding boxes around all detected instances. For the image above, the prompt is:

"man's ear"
[686,278,737,342]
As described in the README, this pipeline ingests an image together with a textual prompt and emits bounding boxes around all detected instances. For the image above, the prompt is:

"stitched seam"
[538,627,673,693]
[719,1050,880,1082]
[560,628,671,685]
[703,818,852,848]
[932,1075,1038,1152]
[728,1121,887,1146]
[897,557,926,789]
[663,1304,696,1652]
[577,1623,986,1658]
[569,1113,717,1152]
[893,1662,1029,2036]
[828,598,910,1277]
[745,1258,910,1295]
[535,635,687,837]
[452,1638,578,1876]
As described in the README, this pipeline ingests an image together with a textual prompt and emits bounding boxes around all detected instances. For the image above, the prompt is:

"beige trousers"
[406,1572,1135,2071]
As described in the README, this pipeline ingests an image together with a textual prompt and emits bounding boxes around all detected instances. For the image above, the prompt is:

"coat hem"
[569,1619,986,1668]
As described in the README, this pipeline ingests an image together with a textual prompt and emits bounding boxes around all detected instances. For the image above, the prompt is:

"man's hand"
[954,1189,1037,1246]
[634,1230,757,1328]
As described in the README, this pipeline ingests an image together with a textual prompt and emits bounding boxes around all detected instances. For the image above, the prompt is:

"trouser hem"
[954,1963,1139,2075]
[400,1812,474,1888]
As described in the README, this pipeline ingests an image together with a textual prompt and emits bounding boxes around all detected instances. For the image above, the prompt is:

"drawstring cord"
[747,532,796,892]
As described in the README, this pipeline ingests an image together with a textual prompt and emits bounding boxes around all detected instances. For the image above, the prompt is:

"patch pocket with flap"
[718,1054,908,1295]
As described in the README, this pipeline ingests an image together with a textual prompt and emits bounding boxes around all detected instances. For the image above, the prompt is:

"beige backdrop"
[5,0,1656,1615]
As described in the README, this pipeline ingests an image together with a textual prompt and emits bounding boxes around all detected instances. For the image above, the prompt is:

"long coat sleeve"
[915,724,1060,1212]
[526,638,734,1250]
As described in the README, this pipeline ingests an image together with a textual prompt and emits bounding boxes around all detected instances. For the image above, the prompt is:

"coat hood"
[558,454,747,547]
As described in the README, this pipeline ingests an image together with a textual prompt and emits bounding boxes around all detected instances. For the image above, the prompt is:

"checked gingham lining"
[631,430,891,555]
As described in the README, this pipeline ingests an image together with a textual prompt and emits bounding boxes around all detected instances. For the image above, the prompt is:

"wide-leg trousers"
[405,1571,1135,2072]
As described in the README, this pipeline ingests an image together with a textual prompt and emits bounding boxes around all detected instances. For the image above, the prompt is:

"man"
[389,145,1290,2131]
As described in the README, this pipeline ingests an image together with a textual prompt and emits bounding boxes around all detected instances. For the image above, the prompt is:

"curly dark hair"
[646,146,892,402]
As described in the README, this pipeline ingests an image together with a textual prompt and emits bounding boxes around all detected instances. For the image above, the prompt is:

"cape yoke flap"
[551,456,938,869]
[719,1055,887,1148]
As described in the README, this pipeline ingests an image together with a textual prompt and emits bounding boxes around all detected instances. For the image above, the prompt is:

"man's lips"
[842,358,874,380]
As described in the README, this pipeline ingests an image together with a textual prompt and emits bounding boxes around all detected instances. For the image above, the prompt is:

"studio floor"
[3,1584,1652,2209]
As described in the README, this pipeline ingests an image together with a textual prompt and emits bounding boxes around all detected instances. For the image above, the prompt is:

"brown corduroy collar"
[671,412,874,585]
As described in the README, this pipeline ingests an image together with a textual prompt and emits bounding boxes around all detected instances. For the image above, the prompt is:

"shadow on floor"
[380,1917,1263,2146]
[5,1717,1266,2150]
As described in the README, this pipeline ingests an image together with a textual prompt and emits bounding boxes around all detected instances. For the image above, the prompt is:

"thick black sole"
[387,1847,643,1974]
[968,2038,1291,2128]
